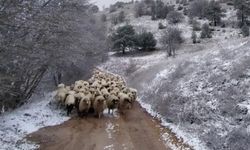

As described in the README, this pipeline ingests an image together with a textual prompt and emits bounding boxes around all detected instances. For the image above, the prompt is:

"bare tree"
[160,27,184,57]
[0,0,108,110]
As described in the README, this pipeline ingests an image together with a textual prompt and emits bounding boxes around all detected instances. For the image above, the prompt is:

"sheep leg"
[67,105,74,116]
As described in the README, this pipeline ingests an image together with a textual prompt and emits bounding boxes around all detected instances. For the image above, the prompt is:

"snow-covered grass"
[99,36,250,150]
[0,92,70,150]
[138,97,208,150]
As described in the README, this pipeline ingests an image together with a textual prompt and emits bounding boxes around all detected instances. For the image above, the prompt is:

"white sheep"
[78,94,91,117]
[118,92,132,114]
[55,84,68,104]
[93,95,106,118]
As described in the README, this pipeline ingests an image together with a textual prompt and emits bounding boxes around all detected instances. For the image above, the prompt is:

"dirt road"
[27,103,191,150]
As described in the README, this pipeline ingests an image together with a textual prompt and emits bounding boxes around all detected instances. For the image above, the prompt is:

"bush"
[167,10,184,24]
[160,27,184,56]
[158,22,166,29]
[135,31,157,51]
[241,24,250,37]
[200,23,212,38]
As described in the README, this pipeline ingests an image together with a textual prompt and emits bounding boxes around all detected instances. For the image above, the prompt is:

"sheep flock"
[54,69,137,118]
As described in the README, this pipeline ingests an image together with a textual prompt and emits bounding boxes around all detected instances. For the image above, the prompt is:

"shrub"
[135,31,157,51]
[200,23,212,38]
[167,10,184,24]
[241,24,250,37]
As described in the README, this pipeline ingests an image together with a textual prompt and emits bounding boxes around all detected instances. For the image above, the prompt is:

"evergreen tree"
[135,32,157,51]
[111,25,136,54]
[205,0,224,26]
[234,0,250,26]
[155,0,165,19]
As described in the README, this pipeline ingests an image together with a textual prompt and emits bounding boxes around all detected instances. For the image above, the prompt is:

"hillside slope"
[100,37,250,150]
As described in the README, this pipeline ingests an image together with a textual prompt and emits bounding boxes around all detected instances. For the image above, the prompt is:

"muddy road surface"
[27,103,191,150]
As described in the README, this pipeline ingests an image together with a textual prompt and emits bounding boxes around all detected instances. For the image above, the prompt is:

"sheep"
[128,88,137,106]
[77,94,91,117]
[93,95,106,118]
[100,87,110,99]
[73,84,84,92]
[101,79,108,87]
[65,86,71,91]
[65,90,76,115]
[55,84,68,104]
[106,94,119,114]
[118,92,132,115]
[82,81,90,88]
[91,80,102,89]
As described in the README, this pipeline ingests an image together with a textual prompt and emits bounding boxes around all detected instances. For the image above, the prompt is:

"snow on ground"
[99,37,250,150]
[105,121,116,139]
[104,144,114,150]
[138,97,207,150]
[0,92,70,150]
